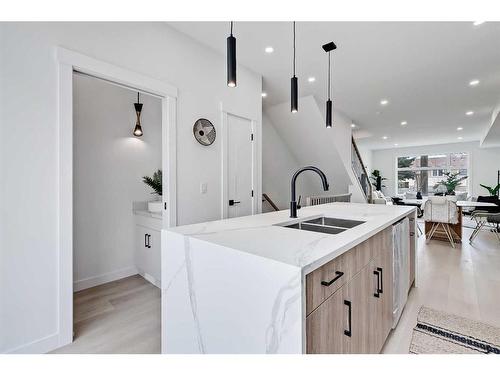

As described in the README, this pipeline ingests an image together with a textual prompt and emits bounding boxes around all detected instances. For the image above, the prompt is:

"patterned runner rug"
[409,306,500,354]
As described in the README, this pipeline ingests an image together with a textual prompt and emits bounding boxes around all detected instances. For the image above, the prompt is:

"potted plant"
[479,183,500,197]
[143,169,163,212]
[370,170,387,192]
[433,171,467,195]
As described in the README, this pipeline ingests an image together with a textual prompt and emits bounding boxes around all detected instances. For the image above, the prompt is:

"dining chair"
[424,196,459,248]
[469,211,500,243]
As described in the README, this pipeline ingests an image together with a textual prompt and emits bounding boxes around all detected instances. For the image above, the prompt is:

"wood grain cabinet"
[306,227,396,354]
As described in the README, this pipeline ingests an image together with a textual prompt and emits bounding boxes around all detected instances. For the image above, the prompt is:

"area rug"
[409,306,500,354]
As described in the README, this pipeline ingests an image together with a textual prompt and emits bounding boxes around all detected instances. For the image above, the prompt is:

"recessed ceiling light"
[380,99,389,106]
[457,127,463,131]
[351,123,356,128]
[401,121,407,126]
[458,136,463,140]
[473,21,485,26]
[261,92,267,98]
[466,111,474,116]
[265,46,274,53]
[469,79,480,86]
[394,143,399,146]
[382,136,388,140]
[307,77,316,83]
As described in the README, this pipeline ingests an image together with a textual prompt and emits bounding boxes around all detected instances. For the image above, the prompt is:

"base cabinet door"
[306,286,350,354]
[135,224,161,286]
[370,244,393,353]
[343,264,373,353]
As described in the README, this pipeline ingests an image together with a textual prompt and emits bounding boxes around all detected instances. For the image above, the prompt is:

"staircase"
[351,137,372,203]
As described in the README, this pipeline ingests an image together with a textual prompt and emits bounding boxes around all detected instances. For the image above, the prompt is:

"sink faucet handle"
[297,195,302,209]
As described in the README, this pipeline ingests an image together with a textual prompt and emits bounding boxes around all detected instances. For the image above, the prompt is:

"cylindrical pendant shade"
[227,35,237,87]
[291,76,298,113]
[326,99,333,128]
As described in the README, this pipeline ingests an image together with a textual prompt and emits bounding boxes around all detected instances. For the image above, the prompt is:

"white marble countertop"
[166,202,415,275]
[133,209,162,220]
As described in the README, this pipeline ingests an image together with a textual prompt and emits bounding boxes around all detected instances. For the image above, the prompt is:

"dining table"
[400,198,497,242]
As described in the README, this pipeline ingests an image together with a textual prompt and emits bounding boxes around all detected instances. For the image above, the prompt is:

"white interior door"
[227,114,254,218]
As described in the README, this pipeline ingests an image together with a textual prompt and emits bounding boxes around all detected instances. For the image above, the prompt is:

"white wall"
[262,114,316,211]
[73,74,161,290]
[266,96,353,199]
[0,22,261,353]
[371,141,500,197]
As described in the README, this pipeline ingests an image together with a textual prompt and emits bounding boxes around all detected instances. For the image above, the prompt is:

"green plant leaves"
[142,169,162,196]
[480,183,500,196]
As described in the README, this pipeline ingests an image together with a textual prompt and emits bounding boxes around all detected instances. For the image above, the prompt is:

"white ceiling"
[169,22,500,150]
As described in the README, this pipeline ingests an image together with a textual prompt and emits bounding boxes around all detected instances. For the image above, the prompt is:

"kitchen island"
[161,203,416,354]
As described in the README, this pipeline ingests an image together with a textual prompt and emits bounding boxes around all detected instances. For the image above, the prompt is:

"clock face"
[193,118,216,146]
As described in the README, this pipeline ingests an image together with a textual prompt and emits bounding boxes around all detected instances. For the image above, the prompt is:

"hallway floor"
[383,222,500,353]
[51,275,160,354]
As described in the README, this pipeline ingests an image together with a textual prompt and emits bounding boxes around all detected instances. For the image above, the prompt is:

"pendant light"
[227,21,237,87]
[322,41,337,128]
[133,92,143,137]
[291,21,298,113]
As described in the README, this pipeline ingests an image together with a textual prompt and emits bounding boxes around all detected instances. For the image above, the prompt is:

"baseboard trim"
[138,271,161,289]
[4,332,60,354]
[74,266,138,292]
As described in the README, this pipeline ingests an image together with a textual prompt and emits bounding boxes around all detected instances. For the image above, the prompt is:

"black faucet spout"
[290,166,329,218]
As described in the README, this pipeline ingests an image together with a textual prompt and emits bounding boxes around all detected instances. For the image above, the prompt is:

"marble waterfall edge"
[162,230,303,354]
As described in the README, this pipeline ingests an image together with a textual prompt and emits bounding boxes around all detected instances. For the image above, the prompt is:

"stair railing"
[351,137,372,203]
[262,193,280,211]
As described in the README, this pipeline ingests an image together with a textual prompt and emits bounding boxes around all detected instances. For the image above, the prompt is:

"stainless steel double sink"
[280,216,365,235]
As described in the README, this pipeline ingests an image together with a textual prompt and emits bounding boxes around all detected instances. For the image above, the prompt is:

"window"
[397,152,469,195]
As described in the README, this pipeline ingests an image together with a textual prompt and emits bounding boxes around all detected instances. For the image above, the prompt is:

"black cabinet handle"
[147,234,151,248]
[144,233,148,248]
[229,199,241,206]
[373,270,380,298]
[377,267,383,294]
[321,271,344,286]
[344,300,352,337]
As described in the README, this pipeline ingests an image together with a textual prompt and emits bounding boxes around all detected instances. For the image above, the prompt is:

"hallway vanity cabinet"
[306,227,395,354]
[134,211,162,287]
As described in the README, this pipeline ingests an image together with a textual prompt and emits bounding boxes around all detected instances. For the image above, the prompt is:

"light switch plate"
[200,183,207,194]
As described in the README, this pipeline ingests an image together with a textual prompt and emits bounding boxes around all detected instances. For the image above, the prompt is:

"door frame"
[220,103,262,219]
[56,47,177,349]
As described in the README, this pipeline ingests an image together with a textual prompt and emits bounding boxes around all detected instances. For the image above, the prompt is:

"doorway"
[221,111,259,219]
[56,47,177,351]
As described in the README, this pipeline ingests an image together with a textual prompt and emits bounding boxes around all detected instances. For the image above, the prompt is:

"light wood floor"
[383,220,500,353]
[51,221,499,354]
[51,274,161,354]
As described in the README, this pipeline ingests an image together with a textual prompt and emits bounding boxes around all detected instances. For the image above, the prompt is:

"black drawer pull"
[321,271,344,287]
[344,300,352,337]
[373,270,380,298]
[377,267,383,294]
[144,233,148,248]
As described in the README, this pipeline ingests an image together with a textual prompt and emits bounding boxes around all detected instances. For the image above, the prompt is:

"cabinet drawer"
[306,238,373,315]
[306,229,391,316]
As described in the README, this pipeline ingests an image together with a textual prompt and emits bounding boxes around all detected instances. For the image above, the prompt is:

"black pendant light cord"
[293,21,296,77]
[328,52,331,99]
[230,21,233,36]
[137,92,140,103]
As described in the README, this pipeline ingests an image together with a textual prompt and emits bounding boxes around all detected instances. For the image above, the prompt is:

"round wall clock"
[193,118,216,146]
